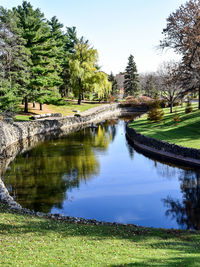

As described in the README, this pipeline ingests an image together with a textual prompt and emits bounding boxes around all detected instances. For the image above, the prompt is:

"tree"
[60,26,78,98]
[108,72,119,98]
[160,0,200,108]
[158,61,184,113]
[144,75,157,98]
[0,7,30,113]
[123,54,140,97]
[69,38,111,104]
[13,1,62,112]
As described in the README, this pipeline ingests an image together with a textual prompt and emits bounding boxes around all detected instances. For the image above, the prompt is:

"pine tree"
[60,27,78,97]
[0,7,30,113]
[13,1,62,112]
[124,54,140,97]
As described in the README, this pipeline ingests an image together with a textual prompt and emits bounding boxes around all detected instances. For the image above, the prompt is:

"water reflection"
[2,117,200,229]
[3,122,116,213]
[163,170,200,230]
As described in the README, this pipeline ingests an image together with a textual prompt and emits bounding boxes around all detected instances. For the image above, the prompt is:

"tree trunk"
[24,96,28,113]
[78,95,81,105]
[198,87,200,110]
[40,103,43,110]
[78,80,82,105]
[170,102,173,113]
[82,92,84,100]
[33,102,36,108]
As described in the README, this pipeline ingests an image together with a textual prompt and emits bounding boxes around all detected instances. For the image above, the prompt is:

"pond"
[2,117,200,230]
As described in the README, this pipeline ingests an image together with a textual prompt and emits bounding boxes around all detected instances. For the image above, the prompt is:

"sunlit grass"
[14,101,101,121]
[130,102,200,148]
[0,203,200,266]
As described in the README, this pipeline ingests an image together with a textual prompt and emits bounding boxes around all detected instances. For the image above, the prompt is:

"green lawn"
[0,203,200,266]
[130,103,200,149]
[48,101,101,116]
[14,101,101,121]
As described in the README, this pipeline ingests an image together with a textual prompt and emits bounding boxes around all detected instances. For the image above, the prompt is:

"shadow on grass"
[110,255,199,266]
[0,205,200,266]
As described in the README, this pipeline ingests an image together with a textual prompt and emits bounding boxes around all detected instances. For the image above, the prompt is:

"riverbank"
[0,203,200,266]
[129,103,200,149]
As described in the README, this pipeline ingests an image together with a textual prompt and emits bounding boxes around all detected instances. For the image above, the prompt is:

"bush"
[108,95,115,103]
[120,96,153,108]
[185,102,193,113]
[147,98,164,122]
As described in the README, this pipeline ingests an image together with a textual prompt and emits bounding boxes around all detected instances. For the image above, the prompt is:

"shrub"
[147,98,164,122]
[120,95,153,108]
[185,102,193,113]
[108,95,115,103]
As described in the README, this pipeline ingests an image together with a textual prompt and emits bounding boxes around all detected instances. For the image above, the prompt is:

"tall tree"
[160,0,200,108]
[13,1,62,112]
[123,54,140,97]
[59,26,78,98]
[0,7,30,113]
[158,61,184,113]
[69,38,111,104]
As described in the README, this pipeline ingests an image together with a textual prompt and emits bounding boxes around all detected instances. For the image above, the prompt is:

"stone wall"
[126,125,200,163]
[0,103,145,156]
[0,104,120,156]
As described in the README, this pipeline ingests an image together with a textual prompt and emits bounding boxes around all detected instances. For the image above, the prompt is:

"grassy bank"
[129,103,200,149]
[0,204,200,266]
[15,101,101,121]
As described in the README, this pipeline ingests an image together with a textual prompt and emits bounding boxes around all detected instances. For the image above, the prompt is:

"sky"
[0,0,187,74]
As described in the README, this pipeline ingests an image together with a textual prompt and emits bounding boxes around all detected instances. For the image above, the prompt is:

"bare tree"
[160,0,200,108]
[158,61,184,113]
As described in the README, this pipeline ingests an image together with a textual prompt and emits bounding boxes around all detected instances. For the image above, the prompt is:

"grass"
[130,102,200,149]
[0,203,200,266]
[48,101,101,116]
[14,101,101,121]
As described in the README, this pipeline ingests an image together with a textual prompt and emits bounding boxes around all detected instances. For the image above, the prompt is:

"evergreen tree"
[124,54,140,97]
[0,7,30,113]
[60,27,78,97]
[108,72,119,98]
[13,1,62,112]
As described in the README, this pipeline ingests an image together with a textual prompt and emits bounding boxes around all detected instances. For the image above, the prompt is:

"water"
[2,118,200,229]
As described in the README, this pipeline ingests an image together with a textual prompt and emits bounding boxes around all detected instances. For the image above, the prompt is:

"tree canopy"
[0,1,111,114]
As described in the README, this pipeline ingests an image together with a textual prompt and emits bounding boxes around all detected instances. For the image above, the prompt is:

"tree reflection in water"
[163,169,200,230]
[3,121,116,213]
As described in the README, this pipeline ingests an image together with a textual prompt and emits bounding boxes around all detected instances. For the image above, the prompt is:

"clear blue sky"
[1,0,186,74]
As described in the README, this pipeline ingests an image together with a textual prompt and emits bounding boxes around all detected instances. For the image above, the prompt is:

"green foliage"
[147,98,164,122]
[69,39,111,104]
[13,1,63,111]
[124,54,140,97]
[108,72,119,98]
[0,6,30,112]
[0,1,112,112]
